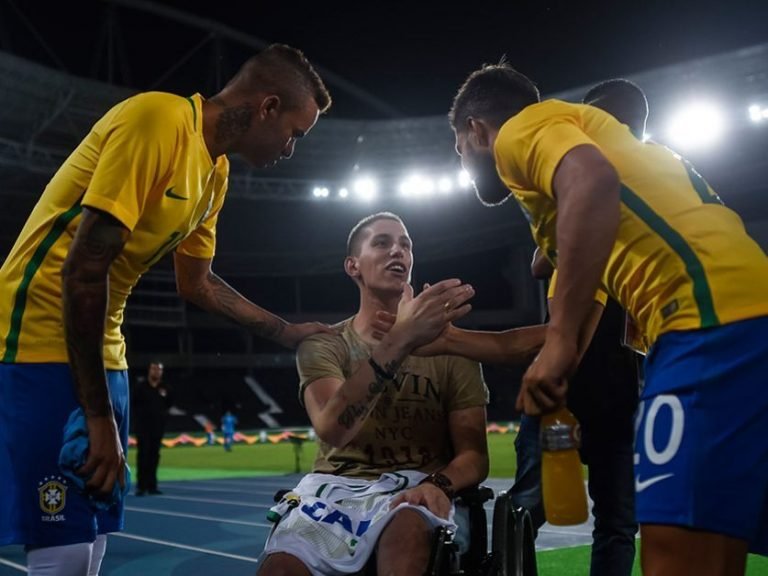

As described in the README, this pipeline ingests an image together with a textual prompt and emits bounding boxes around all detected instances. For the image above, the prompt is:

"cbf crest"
[38,476,67,521]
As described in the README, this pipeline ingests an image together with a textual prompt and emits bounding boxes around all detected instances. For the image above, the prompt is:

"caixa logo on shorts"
[38,476,67,522]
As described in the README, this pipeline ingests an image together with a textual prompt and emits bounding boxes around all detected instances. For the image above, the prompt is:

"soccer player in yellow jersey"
[0,44,331,574]
[449,63,768,575]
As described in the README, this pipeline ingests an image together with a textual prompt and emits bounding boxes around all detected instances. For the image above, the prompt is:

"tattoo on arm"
[176,254,288,343]
[337,401,370,430]
[336,360,401,430]
[383,360,399,378]
[206,273,287,340]
[62,208,129,417]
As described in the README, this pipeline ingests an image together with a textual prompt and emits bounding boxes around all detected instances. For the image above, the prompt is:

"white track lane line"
[538,527,593,536]
[164,479,295,489]
[0,558,26,572]
[126,506,272,527]
[110,533,260,564]
[155,484,277,496]
[149,494,271,508]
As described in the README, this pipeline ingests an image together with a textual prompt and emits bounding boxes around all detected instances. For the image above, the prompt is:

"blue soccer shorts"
[635,315,768,554]
[0,363,129,547]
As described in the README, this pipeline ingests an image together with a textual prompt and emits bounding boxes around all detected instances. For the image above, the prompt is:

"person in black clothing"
[510,251,640,575]
[133,361,171,496]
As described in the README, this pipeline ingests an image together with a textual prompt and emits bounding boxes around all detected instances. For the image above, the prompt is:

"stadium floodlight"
[338,187,349,199]
[399,174,435,198]
[749,104,768,122]
[353,177,377,200]
[437,176,454,193]
[458,169,472,189]
[667,102,725,149]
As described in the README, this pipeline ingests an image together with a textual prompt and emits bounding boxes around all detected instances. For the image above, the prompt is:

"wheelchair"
[271,485,538,576]
[425,486,538,576]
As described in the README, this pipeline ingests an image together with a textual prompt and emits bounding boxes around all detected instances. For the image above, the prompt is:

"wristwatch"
[419,471,455,499]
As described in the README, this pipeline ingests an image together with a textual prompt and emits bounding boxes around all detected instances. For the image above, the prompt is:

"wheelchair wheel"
[491,492,538,576]
[424,525,457,576]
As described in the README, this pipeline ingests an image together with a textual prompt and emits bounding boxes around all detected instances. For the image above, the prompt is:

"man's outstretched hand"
[373,280,473,351]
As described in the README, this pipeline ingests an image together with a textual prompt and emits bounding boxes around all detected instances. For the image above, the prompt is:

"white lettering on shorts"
[634,395,685,492]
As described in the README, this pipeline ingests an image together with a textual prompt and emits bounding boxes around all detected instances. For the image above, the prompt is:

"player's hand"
[373,310,457,356]
[372,310,397,338]
[373,284,467,354]
[372,282,470,352]
[391,280,473,350]
[78,415,125,497]
[411,323,458,356]
[280,322,334,348]
[516,334,577,415]
[389,483,451,519]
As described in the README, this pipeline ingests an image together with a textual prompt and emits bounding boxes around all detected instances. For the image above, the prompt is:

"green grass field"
[129,433,519,480]
[129,433,768,575]
[535,544,768,576]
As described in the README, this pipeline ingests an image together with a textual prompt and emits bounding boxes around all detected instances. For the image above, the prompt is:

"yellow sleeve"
[295,333,348,406]
[548,269,608,305]
[176,160,229,260]
[446,357,489,410]
[495,106,600,198]
[82,98,177,231]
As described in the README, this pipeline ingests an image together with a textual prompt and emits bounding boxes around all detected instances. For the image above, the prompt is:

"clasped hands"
[373,279,474,352]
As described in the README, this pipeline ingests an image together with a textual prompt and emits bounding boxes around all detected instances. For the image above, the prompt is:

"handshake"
[371,278,475,357]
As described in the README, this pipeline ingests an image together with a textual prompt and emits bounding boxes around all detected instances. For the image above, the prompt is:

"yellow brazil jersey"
[494,99,768,346]
[0,92,229,369]
[548,270,648,353]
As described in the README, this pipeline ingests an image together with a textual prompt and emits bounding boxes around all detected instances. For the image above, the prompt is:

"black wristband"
[368,356,396,380]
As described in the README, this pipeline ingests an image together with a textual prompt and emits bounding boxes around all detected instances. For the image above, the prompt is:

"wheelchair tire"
[491,493,538,576]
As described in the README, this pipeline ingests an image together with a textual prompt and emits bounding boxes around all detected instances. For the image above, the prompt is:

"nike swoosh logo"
[165,188,189,200]
[635,473,674,493]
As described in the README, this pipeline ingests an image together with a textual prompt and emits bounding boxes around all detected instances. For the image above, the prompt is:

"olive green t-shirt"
[296,318,489,479]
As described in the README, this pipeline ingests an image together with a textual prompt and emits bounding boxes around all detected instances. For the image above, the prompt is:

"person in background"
[133,362,171,496]
[221,410,238,452]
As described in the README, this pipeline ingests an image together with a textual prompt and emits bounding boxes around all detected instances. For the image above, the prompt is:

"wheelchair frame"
[425,487,538,576]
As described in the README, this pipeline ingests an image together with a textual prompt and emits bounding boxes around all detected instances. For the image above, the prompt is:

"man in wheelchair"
[256,212,490,576]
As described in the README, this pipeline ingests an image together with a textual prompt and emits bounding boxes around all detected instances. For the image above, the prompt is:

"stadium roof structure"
[2,42,768,198]
[1,40,767,276]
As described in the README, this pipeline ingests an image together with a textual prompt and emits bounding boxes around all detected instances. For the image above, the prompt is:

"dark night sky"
[2,0,768,118]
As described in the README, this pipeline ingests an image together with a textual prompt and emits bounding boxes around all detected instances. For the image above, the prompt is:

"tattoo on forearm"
[369,368,389,395]
[207,273,286,340]
[337,360,401,430]
[383,360,399,378]
[338,402,369,430]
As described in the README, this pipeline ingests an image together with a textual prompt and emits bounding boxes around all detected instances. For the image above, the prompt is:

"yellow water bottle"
[540,407,589,525]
